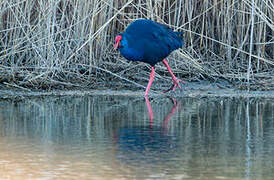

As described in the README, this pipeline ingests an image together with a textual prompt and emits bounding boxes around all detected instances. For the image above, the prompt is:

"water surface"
[0,95,274,179]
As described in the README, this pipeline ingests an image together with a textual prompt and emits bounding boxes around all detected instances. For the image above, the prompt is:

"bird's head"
[114,34,122,50]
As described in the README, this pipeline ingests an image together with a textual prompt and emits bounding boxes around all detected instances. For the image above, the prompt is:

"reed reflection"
[0,96,274,179]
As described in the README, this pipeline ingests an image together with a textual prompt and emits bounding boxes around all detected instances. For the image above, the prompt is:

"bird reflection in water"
[145,97,179,134]
[115,97,181,165]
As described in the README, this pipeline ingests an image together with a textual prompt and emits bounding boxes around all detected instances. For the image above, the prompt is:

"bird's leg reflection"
[145,96,154,128]
[145,97,180,131]
[163,98,179,132]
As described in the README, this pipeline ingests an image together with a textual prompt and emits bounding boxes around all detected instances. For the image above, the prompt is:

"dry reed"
[0,0,273,91]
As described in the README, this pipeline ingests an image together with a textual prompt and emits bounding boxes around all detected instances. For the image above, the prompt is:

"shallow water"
[0,95,274,179]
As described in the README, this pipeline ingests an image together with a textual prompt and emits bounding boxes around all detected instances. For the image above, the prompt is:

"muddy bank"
[1,81,274,99]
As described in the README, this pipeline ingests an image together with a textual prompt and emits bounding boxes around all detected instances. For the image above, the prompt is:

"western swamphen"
[114,19,185,96]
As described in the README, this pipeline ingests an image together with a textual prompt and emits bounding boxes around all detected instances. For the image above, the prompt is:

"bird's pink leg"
[162,59,186,92]
[144,66,155,96]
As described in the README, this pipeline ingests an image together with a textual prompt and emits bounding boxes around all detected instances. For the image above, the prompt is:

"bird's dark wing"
[126,19,183,52]
[150,21,184,52]
[126,20,183,43]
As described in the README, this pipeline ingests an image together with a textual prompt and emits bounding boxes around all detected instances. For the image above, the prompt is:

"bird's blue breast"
[120,47,143,61]
[119,34,144,61]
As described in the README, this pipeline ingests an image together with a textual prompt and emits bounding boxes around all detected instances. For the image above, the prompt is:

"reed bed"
[0,0,273,91]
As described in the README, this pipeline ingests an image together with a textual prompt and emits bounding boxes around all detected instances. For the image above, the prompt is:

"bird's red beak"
[114,35,122,50]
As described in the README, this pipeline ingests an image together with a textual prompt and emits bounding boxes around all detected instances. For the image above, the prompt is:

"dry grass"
[0,0,273,91]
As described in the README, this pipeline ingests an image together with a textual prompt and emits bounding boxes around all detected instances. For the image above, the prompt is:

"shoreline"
[1,88,274,100]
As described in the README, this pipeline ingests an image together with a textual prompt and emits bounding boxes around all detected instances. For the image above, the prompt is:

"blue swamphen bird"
[114,19,185,96]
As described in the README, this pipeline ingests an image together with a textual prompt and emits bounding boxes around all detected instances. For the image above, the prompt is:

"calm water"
[0,95,274,179]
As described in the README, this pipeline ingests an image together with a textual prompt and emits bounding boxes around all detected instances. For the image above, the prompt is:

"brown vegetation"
[0,0,273,91]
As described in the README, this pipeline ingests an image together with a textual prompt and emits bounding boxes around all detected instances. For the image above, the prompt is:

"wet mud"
[1,80,274,99]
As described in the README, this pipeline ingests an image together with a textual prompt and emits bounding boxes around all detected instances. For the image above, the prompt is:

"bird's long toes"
[163,85,174,93]
[164,79,187,93]
[163,84,177,93]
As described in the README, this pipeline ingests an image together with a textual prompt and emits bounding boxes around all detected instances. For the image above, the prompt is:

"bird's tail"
[174,31,184,47]
[175,32,184,38]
